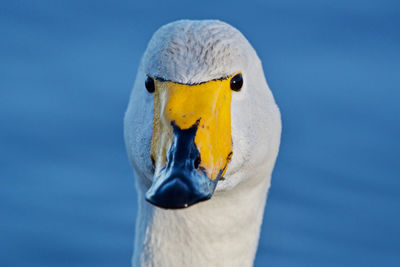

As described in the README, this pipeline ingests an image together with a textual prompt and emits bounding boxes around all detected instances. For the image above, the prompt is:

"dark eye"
[145,76,155,93]
[230,73,243,92]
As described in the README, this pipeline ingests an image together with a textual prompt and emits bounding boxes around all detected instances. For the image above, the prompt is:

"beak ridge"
[146,121,217,209]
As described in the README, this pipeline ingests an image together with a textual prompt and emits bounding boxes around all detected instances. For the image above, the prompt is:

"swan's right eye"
[145,76,155,93]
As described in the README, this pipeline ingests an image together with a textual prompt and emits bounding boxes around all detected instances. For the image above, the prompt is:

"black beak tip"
[145,178,211,209]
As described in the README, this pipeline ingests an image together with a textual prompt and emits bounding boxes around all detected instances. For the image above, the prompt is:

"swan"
[124,20,281,267]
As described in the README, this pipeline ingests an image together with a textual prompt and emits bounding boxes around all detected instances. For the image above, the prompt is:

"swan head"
[124,20,281,209]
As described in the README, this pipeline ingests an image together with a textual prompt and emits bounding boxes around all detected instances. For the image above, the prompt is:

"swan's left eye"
[230,73,243,92]
[145,76,155,93]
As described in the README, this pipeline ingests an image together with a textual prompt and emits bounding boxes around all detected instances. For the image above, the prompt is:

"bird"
[124,20,281,267]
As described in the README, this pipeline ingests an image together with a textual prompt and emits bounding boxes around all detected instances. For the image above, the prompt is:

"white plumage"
[124,20,281,267]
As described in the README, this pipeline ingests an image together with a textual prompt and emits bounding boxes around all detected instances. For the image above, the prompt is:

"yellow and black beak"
[145,75,238,209]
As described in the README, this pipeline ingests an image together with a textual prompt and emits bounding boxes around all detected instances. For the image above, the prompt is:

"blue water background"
[1,0,399,266]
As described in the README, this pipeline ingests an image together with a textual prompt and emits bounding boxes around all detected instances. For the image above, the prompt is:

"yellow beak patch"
[150,77,234,180]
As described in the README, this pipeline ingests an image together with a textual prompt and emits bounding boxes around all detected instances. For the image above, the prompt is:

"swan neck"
[132,175,270,267]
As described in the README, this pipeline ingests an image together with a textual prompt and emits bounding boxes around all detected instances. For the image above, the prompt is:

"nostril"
[194,156,201,169]
[151,156,155,166]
